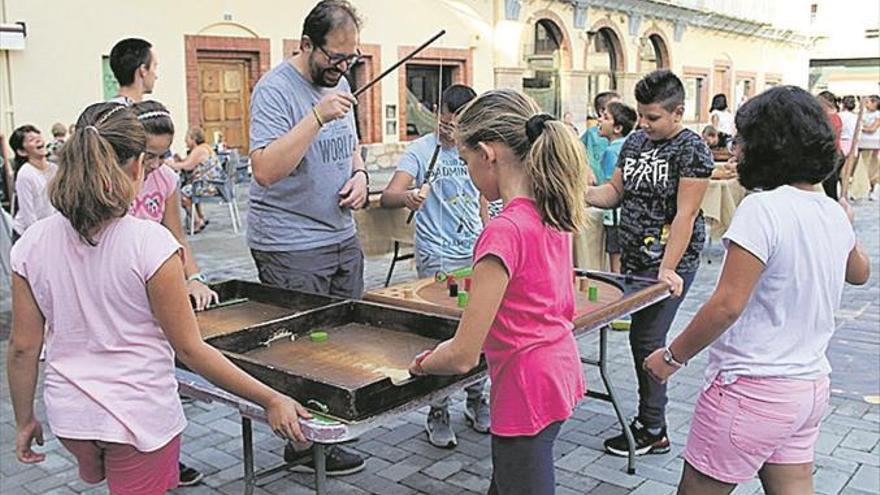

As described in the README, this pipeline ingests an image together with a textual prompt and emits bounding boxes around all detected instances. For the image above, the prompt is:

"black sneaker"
[603,419,670,457]
[284,444,366,476]
[178,462,204,486]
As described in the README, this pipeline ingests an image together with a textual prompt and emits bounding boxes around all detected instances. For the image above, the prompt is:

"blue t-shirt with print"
[396,133,482,261]
[617,128,713,273]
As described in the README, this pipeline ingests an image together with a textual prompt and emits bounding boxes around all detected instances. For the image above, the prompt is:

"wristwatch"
[663,347,686,369]
[187,272,207,284]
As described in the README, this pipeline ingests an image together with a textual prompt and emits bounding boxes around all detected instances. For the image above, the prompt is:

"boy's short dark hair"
[442,84,477,114]
[593,91,620,116]
[302,0,361,48]
[702,125,718,136]
[635,69,685,111]
[735,86,837,190]
[109,38,153,87]
[606,101,636,136]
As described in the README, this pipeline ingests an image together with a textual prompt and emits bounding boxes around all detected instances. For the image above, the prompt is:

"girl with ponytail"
[8,102,310,493]
[407,89,587,495]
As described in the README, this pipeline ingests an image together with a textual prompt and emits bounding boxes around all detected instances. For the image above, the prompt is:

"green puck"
[457,291,469,308]
[310,331,328,342]
[588,285,599,302]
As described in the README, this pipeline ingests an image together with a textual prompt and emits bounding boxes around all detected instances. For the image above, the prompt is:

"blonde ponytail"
[456,89,588,232]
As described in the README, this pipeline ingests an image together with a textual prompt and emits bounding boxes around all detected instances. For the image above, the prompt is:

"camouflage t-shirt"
[617,128,713,273]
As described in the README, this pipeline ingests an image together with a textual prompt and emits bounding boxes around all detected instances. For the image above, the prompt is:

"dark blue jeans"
[630,270,697,429]
[488,421,562,495]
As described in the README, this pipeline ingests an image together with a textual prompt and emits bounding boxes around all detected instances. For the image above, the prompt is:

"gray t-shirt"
[247,61,357,251]
[397,133,482,261]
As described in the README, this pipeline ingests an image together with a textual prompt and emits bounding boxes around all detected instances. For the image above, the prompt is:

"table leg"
[597,326,637,475]
[242,417,255,495]
[313,443,327,495]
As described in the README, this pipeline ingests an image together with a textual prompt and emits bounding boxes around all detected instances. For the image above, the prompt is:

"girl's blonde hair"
[455,89,589,232]
[49,102,146,245]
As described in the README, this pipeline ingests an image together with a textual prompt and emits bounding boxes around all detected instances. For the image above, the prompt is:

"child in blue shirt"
[580,91,620,184]
[598,101,637,273]
[380,84,489,449]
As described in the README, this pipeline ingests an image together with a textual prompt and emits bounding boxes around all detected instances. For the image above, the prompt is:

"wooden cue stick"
[353,30,446,98]
[840,97,866,199]
[406,144,441,224]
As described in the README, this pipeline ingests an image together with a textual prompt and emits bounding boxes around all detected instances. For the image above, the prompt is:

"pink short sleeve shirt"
[10,214,187,451]
[473,197,584,436]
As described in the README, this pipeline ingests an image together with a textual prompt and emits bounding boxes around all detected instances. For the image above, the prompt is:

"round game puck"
[310,331,328,342]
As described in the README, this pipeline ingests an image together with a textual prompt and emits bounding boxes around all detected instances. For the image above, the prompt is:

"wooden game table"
[365,269,670,473]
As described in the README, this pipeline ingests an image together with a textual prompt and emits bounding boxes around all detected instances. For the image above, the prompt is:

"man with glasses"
[246,0,367,475]
[379,85,491,448]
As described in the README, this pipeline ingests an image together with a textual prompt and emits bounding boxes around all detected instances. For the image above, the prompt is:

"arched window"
[639,34,669,72]
[585,27,622,116]
[534,19,562,55]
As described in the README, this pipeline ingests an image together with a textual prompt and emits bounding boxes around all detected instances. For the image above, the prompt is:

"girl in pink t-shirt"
[131,100,218,311]
[408,89,588,495]
[8,102,311,494]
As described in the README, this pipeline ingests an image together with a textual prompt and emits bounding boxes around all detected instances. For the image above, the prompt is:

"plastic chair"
[190,151,242,235]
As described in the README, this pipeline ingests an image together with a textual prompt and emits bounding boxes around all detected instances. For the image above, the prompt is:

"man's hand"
[338,172,368,209]
[314,92,357,124]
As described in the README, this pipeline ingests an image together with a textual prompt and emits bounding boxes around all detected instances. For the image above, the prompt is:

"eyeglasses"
[315,44,362,71]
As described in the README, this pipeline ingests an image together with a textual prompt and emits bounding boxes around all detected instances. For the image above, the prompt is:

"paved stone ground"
[1,197,878,495]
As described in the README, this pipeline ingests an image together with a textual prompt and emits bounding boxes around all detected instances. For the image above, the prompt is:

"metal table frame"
[572,271,671,475]
[176,369,486,495]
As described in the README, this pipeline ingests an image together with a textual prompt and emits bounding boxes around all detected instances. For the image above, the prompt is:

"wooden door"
[198,60,249,152]
[713,66,730,101]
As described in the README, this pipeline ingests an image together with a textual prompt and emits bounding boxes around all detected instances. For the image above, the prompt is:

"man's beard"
[309,56,343,88]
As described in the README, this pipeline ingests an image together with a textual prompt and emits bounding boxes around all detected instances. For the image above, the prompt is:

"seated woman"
[173,127,226,232]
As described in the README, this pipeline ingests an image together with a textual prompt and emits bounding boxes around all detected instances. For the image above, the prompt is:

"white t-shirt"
[705,186,855,387]
[710,109,736,136]
[859,110,880,150]
[840,111,858,141]
[12,161,57,235]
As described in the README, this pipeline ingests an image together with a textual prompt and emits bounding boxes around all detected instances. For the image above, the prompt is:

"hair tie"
[525,113,554,144]
[96,104,127,126]
[84,125,100,135]
[136,110,172,121]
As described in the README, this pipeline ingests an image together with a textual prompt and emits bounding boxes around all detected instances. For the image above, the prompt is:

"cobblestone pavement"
[1,198,878,495]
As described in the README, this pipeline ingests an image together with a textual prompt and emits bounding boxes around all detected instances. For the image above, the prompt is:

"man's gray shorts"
[251,235,364,298]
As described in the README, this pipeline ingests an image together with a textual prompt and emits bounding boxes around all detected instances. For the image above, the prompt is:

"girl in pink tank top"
[408,89,589,495]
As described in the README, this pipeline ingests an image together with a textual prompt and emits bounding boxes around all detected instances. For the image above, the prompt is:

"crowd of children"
[4,9,875,494]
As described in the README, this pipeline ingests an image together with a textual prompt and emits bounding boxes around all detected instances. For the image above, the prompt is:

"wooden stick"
[353,30,446,98]
[406,144,441,224]
[840,97,866,199]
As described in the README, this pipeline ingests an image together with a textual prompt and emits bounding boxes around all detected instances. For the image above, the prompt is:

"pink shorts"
[59,435,180,495]
[683,375,830,485]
